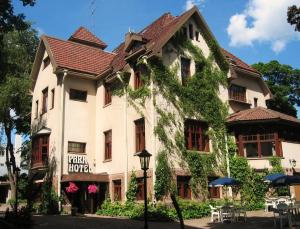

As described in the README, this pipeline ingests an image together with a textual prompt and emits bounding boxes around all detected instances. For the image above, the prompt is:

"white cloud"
[185,0,205,11]
[227,0,300,53]
[272,40,286,54]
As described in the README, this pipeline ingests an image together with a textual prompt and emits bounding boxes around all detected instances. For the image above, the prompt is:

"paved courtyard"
[31,210,277,229]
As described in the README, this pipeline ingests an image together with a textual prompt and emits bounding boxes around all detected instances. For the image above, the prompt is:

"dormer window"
[189,24,194,39]
[43,56,50,70]
[181,57,191,85]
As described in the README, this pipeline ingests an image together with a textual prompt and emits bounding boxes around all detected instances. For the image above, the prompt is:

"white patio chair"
[209,205,220,222]
[265,198,275,212]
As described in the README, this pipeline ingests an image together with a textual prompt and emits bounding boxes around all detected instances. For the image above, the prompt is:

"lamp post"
[135,149,152,229]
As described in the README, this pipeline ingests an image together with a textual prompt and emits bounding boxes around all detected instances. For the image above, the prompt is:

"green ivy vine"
[114,30,230,200]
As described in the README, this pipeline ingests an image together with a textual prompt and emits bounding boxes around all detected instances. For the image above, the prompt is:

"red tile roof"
[41,9,260,78]
[43,35,115,75]
[227,107,300,124]
[222,49,259,74]
[111,9,259,76]
[69,26,107,49]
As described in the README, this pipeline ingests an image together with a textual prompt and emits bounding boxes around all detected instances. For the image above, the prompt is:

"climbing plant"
[126,171,138,203]
[115,29,229,202]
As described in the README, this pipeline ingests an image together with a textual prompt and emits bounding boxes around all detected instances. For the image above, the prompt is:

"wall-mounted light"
[289,159,296,168]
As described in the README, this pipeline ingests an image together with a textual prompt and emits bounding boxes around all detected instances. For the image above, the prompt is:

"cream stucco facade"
[30,7,300,211]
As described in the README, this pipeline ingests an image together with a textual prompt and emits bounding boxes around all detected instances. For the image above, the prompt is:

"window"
[136,177,145,200]
[51,89,55,109]
[113,180,122,201]
[189,24,194,39]
[68,142,86,154]
[31,135,49,166]
[229,84,246,102]
[237,133,282,158]
[134,70,143,90]
[104,130,112,160]
[135,118,145,152]
[254,98,258,108]
[0,150,4,156]
[181,57,191,85]
[182,27,188,38]
[208,177,220,198]
[69,89,87,102]
[42,88,48,114]
[177,176,191,199]
[104,84,112,105]
[43,56,50,70]
[195,31,199,41]
[35,100,39,118]
[184,120,209,152]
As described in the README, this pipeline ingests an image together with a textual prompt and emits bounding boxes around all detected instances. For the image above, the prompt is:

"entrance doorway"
[64,182,107,214]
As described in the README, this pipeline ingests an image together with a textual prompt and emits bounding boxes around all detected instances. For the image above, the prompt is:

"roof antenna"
[89,0,96,32]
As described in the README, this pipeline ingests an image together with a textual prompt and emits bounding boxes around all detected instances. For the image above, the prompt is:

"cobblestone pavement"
[31,210,278,229]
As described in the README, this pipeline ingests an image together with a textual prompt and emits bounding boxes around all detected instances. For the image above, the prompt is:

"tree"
[0,27,38,204]
[287,5,300,32]
[1,0,36,88]
[252,61,300,117]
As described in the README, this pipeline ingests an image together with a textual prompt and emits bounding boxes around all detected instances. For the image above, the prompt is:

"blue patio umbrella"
[264,173,286,183]
[208,177,240,187]
[272,175,300,187]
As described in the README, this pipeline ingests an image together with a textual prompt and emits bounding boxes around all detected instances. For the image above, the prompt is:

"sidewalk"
[32,210,275,229]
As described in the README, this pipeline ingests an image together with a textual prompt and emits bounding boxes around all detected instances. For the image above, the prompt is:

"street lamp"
[135,149,152,229]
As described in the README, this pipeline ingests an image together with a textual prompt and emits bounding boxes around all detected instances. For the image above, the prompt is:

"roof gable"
[69,26,107,49]
[43,35,115,75]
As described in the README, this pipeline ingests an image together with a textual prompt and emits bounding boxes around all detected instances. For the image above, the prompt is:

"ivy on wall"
[114,29,230,200]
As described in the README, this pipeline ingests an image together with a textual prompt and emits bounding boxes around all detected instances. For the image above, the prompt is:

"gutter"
[57,69,68,211]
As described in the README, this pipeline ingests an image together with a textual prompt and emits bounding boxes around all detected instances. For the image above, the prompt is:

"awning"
[61,173,109,183]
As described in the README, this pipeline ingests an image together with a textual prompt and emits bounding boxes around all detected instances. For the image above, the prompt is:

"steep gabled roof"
[222,49,259,74]
[69,26,107,49]
[42,35,115,75]
[227,107,300,124]
[110,7,258,77]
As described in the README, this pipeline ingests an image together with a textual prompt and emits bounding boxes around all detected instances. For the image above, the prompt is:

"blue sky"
[14,0,300,115]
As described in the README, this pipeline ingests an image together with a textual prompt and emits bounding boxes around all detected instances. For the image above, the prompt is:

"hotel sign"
[68,155,92,173]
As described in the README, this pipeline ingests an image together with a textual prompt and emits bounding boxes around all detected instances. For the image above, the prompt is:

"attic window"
[195,31,199,41]
[189,24,194,39]
[182,27,188,38]
[43,56,50,70]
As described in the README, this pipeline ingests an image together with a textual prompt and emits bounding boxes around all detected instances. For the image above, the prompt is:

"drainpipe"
[116,71,129,200]
[58,69,68,211]
[225,134,232,198]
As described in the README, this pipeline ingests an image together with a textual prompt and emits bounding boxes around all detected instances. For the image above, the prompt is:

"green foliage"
[154,151,172,200]
[268,157,289,196]
[252,60,300,117]
[114,31,230,202]
[185,152,215,199]
[97,198,265,220]
[126,171,138,202]
[97,198,213,220]
[230,155,268,209]
[39,185,60,214]
[287,5,300,32]
[269,156,284,174]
